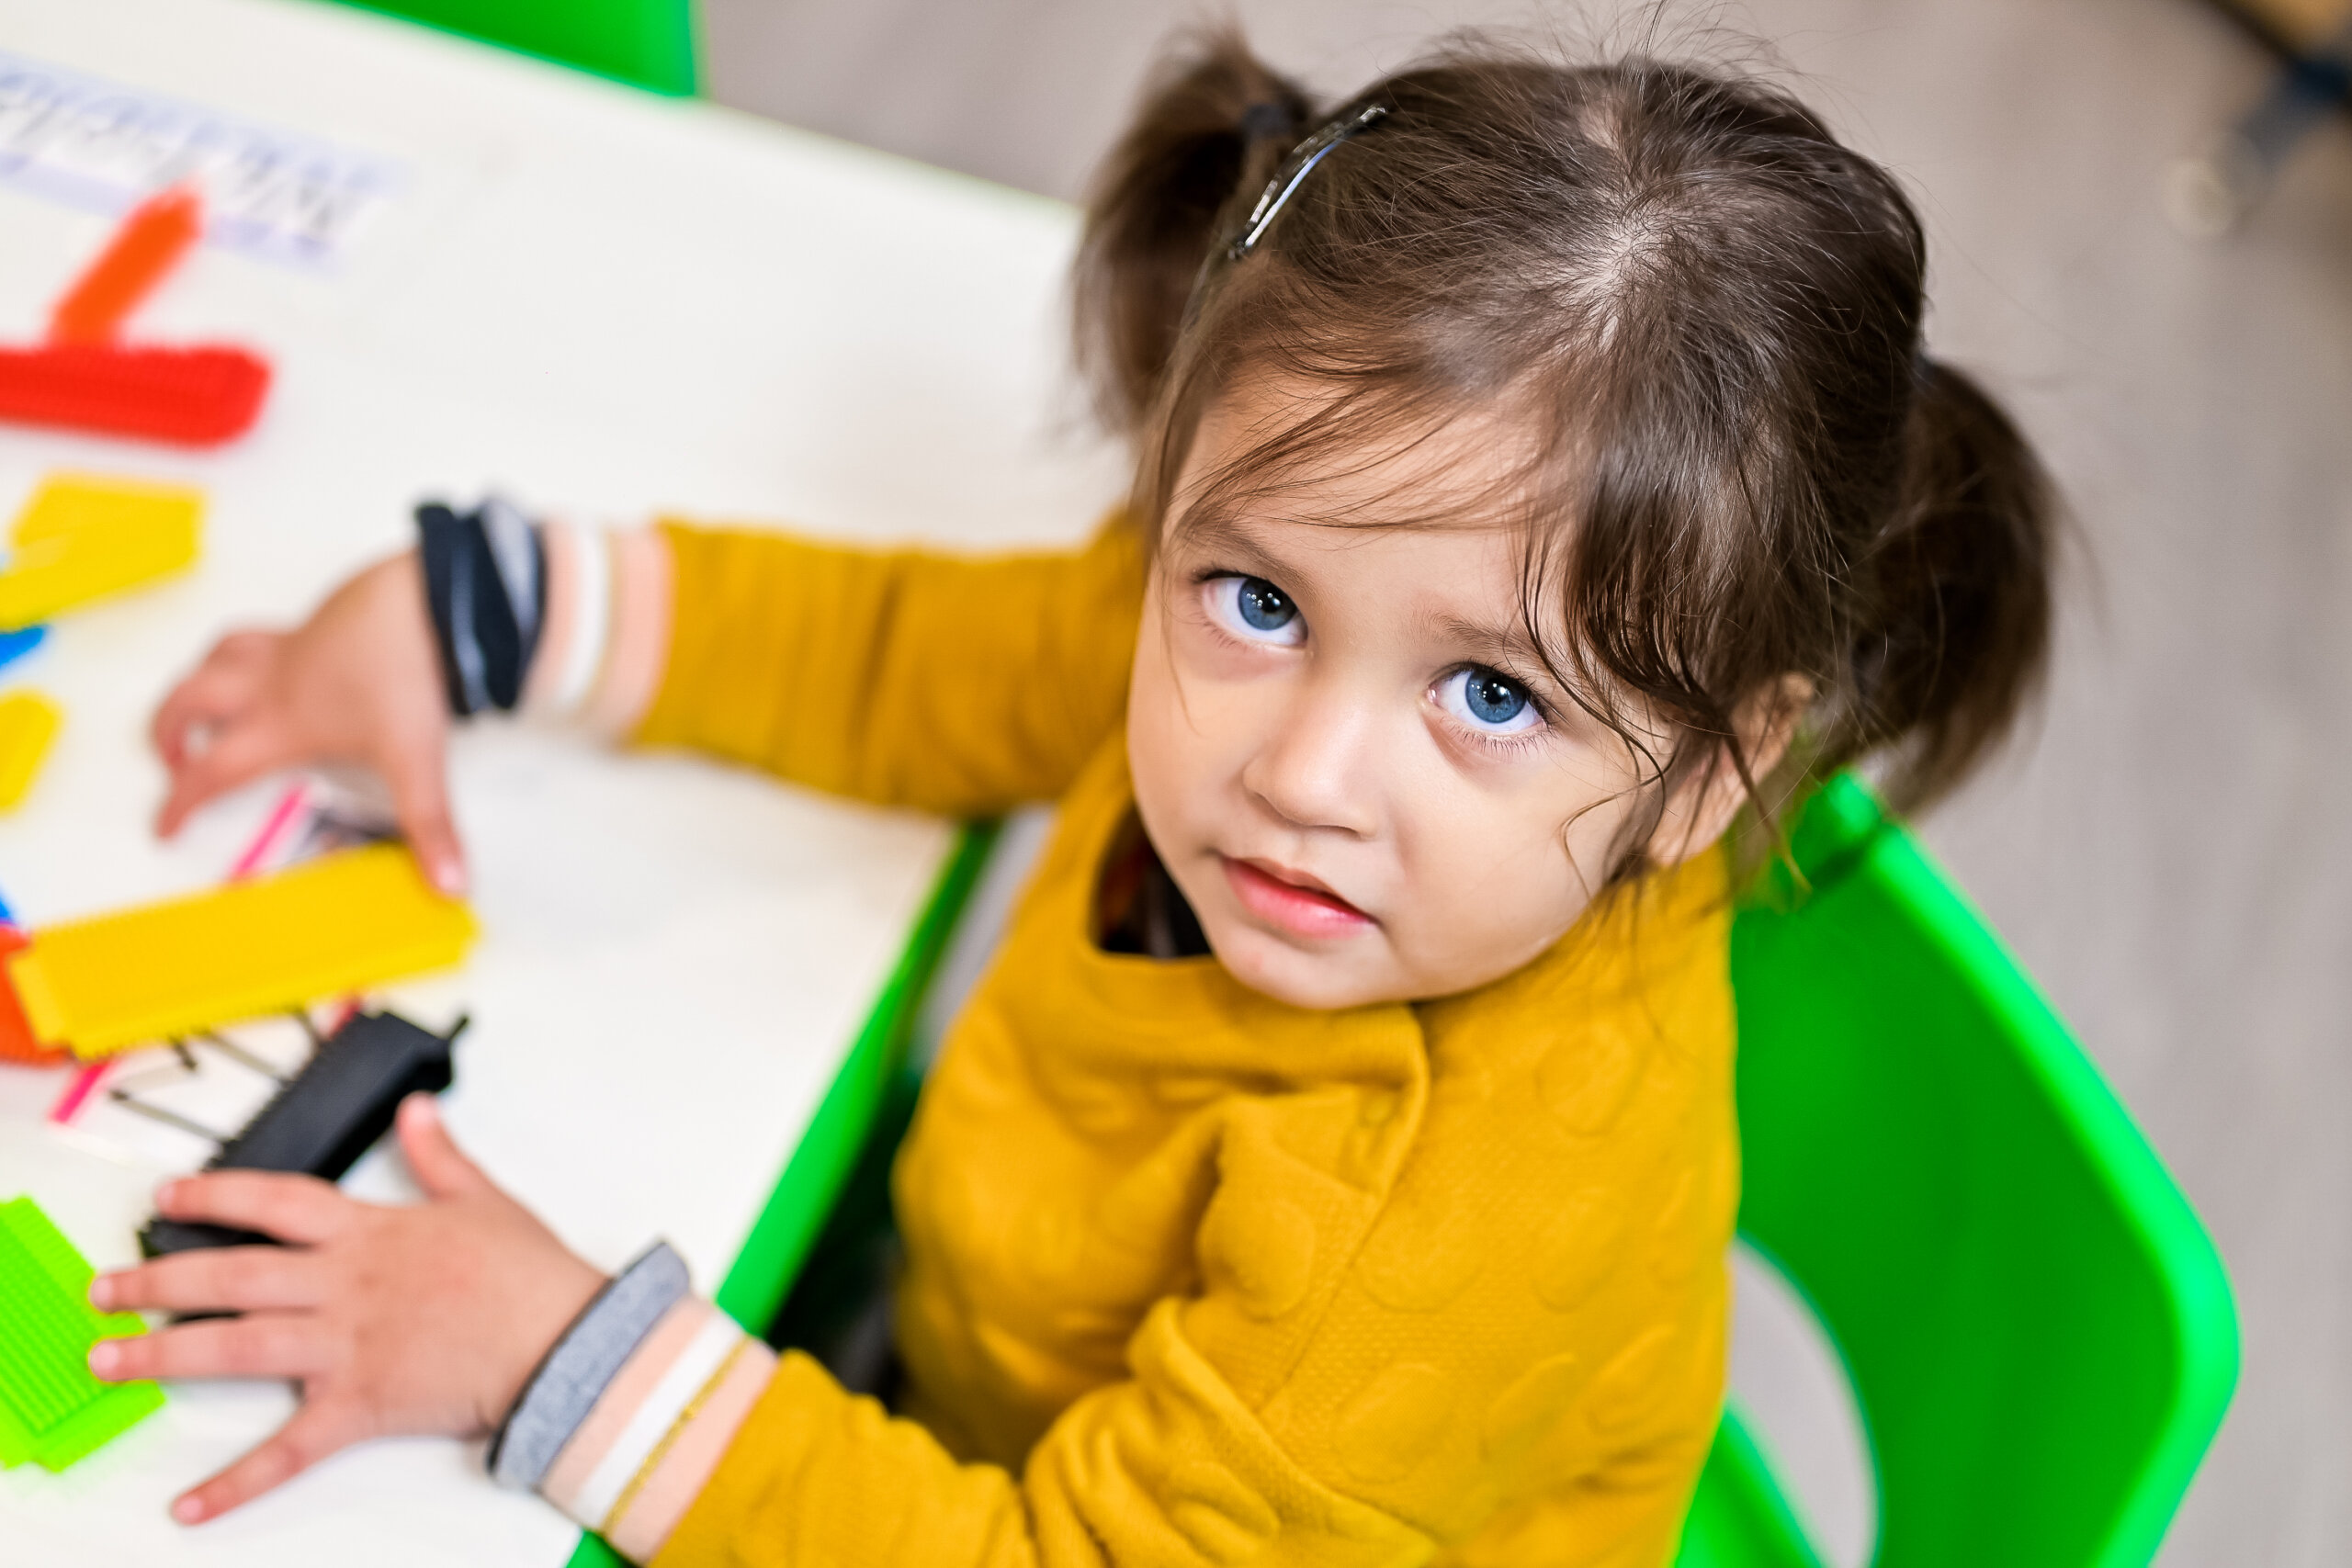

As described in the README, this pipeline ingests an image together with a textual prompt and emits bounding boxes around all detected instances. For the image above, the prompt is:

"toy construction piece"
[0,924,63,1065]
[6,843,478,1059]
[0,186,271,447]
[0,690,62,811]
[141,1009,464,1256]
[0,626,41,673]
[47,186,204,345]
[0,473,203,632]
[0,1196,164,1472]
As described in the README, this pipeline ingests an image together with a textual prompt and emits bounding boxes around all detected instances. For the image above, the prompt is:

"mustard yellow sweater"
[637,520,1737,1568]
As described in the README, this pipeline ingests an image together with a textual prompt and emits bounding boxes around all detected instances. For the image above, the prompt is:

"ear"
[1647,675,1815,869]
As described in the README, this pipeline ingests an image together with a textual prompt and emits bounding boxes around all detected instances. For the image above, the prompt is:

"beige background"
[695,3,2352,1563]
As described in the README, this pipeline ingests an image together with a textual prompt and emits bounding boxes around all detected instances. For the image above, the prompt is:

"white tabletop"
[0,0,1121,1558]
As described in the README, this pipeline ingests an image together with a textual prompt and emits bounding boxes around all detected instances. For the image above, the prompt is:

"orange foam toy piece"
[48,186,204,345]
[0,928,61,1066]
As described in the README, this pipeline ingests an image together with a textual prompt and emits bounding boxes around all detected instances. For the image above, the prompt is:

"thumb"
[397,1093,486,1201]
[379,743,467,898]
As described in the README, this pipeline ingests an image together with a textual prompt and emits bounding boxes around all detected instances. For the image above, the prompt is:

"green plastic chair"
[327,0,697,96]
[1677,775,2239,1568]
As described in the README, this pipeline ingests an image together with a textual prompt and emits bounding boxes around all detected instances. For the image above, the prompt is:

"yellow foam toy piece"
[0,691,61,811]
[0,474,203,632]
[5,844,477,1059]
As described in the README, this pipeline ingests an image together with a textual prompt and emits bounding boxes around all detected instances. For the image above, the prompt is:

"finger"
[378,739,467,897]
[172,1399,369,1525]
[89,1311,331,1383]
[150,673,237,771]
[154,1170,351,1247]
[153,720,295,839]
[150,634,274,765]
[395,1093,486,1201]
[90,1246,322,1315]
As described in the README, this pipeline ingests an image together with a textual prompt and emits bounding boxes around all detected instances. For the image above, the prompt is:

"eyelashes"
[1202,574,1306,648]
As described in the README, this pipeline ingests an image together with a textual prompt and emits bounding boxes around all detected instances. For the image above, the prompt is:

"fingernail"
[431,855,466,897]
[88,1275,114,1310]
[88,1341,119,1377]
[155,1179,182,1209]
[173,1495,205,1524]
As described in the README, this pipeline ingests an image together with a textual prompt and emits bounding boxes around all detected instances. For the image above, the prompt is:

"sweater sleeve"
[648,1267,1719,1568]
[650,1303,1435,1568]
[632,518,1147,818]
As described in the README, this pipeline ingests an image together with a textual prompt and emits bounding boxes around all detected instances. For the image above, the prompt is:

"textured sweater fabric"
[636,518,1738,1568]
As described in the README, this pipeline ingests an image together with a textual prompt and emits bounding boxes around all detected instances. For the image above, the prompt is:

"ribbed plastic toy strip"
[0,343,270,449]
[6,844,478,1058]
[0,1196,164,1472]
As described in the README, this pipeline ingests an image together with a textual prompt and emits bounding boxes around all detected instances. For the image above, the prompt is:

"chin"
[1206,921,1395,1010]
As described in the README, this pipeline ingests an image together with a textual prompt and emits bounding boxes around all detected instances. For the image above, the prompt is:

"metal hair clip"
[1226,103,1388,262]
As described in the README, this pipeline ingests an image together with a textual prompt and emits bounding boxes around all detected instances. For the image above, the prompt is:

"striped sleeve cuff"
[538,1295,777,1562]
[520,522,673,739]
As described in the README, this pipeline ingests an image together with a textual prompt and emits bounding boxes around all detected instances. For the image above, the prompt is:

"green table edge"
[563,818,999,1568]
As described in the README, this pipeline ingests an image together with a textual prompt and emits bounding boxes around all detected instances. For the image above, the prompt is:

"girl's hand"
[87,1094,606,1524]
[150,552,467,895]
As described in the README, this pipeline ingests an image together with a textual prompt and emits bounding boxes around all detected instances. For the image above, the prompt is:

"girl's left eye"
[1436,666,1542,735]
[1204,575,1306,647]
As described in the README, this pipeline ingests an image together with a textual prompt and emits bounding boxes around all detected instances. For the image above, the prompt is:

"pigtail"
[1846,358,2056,809]
[1073,31,1315,436]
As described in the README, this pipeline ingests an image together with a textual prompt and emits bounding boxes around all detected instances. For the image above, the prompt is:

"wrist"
[488,1241,690,1488]
[482,1247,608,1434]
[416,496,548,718]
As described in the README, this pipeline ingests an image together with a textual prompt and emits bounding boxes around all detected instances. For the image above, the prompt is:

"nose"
[1239,678,1381,838]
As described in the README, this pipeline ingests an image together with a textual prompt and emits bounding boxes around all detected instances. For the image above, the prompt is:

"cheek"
[1388,770,1629,977]
[1126,606,1287,854]
[1126,602,1230,849]
[1404,804,1573,931]
[1125,628,1190,833]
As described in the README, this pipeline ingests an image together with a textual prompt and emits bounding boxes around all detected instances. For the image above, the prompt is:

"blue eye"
[1236,578,1295,631]
[1437,666,1541,735]
[1205,575,1306,646]
[1463,671,1526,725]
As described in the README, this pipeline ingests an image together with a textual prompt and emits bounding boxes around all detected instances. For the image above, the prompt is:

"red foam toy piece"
[0,342,271,446]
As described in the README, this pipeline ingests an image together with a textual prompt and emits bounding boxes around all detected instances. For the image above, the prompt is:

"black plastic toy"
[139,1009,465,1256]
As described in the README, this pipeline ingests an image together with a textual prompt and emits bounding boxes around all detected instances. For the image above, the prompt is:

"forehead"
[1177,377,1538,525]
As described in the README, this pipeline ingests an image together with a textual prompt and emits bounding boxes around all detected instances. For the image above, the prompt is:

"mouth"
[1220,855,1375,940]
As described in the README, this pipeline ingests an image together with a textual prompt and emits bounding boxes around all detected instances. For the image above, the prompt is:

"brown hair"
[1076,31,2054,877]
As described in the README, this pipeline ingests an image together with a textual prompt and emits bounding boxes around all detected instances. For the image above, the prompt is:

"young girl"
[93,34,2051,1568]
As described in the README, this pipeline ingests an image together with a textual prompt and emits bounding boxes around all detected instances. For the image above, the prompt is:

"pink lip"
[1222,856,1375,940]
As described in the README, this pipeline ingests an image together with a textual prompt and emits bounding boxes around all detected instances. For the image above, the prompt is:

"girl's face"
[1127,393,1753,1010]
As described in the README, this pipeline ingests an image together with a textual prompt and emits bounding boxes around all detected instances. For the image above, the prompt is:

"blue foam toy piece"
[0,626,43,673]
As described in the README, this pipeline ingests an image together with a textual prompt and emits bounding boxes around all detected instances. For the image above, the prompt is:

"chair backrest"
[1724,776,2237,1567]
[327,0,697,95]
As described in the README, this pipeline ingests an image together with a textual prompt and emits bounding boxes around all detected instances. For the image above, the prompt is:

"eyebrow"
[1433,611,1557,679]
[1165,507,1313,584]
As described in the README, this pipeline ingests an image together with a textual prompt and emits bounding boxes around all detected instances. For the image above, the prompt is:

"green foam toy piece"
[0,1196,164,1471]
